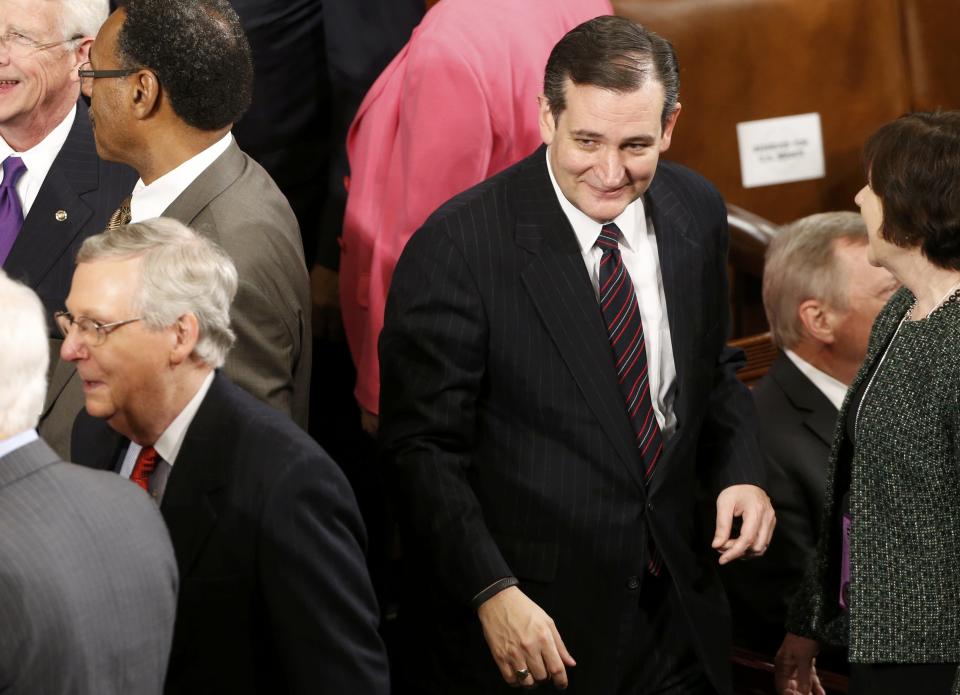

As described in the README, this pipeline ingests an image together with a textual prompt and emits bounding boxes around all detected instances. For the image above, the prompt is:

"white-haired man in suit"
[0,268,176,695]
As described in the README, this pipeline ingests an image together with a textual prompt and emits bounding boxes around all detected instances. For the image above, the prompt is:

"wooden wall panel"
[611,0,911,224]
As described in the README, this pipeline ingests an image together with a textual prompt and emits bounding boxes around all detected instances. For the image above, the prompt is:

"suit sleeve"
[695,187,765,494]
[223,276,301,419]
[350,38,496,414]
[379,220,514,605]
[258,452,389,694]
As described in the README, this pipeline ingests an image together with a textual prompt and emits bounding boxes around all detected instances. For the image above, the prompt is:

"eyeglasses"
[54,311,142,347]
[0,31,82,55]
[78,61,137,90]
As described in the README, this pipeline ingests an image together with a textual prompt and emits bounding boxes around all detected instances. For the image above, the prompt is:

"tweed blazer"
[788,287,960,677]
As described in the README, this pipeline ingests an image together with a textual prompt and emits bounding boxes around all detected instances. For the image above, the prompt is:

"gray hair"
[77,218,238,368]
[763,212,868,349]
[54,0,109,41]
[0,271,49,436]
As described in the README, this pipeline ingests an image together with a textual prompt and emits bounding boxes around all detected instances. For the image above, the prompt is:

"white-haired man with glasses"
[0,0,136,457]
[61,216,389,695]
[0,267,176,695]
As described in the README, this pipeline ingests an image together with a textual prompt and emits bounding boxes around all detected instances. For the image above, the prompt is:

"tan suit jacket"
[40,140,311,457]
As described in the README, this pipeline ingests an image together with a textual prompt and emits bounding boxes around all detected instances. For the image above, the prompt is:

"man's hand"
[476,586,576,689]
[712,483,775,564]
[775,633,825,695]
[310,264,343,341]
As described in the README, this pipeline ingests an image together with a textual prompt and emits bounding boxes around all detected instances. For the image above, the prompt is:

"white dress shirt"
[0,104,76,217]
[119,371,216,498]
[545,149,678,436]
[784,349,848,411]
[129,132,233,223]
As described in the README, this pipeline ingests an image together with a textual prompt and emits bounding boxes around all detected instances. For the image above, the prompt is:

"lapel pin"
[55,210,68,222]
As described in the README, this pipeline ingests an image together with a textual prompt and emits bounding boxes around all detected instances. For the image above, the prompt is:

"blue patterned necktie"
[597,222,664,574]
[0,156,26,265]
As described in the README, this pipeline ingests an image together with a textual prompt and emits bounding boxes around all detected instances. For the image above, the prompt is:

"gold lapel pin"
[55,210,68,222]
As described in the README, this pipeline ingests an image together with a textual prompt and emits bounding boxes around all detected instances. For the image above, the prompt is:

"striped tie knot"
[596,223,621,250]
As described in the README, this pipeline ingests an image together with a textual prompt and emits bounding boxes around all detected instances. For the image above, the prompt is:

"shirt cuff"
[471,576,519,609]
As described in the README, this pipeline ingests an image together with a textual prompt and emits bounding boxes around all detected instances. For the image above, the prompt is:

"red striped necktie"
[597,222,664,575]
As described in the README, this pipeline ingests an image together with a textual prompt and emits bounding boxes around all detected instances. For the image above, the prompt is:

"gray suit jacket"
[0,437,177,694]
[163,140,312,426]
[40,139,312,457]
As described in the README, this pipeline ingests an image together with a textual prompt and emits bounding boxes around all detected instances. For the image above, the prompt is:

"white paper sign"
[736,113,825,188]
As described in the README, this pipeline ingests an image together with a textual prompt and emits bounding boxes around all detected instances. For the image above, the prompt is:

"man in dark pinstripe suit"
[380,16,774,695]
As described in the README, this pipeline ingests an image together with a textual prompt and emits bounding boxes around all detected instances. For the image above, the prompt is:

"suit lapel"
[516,149,646,493]
[771,352,837,447]
[162,140,244,225]
[160,373,230,577]
[4,101,99,284]
[646,173,702,430]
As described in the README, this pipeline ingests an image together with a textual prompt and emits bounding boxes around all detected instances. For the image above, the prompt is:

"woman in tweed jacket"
[775,111,960,695]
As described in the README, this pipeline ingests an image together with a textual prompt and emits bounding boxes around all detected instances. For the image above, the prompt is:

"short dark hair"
[863,111,960,270]
[116,0,253,131]
[543,15,679,130]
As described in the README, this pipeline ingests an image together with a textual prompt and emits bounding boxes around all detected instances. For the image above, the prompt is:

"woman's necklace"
[855,280,960,433]
[904,279,960,320]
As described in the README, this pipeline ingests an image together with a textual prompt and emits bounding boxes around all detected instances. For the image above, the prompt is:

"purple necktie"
[597,222,665,575]
[0,156,26,266]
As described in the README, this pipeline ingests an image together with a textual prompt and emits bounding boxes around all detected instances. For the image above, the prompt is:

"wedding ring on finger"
[515,667,531,681]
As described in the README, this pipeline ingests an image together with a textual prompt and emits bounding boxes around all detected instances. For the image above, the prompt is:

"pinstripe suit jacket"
[379,147,763,694]
[0,438,177,695]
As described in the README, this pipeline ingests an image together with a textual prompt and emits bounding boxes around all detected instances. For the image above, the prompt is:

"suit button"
[626,575,640,590]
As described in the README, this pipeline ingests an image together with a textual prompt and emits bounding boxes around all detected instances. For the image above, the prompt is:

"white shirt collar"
[0,429,39,460]
[0,104,77,217]
[784,349,849,411]
[152,370,216,466]
[544,146,644,253]
[129,132,233,223]
[125,370,216,470]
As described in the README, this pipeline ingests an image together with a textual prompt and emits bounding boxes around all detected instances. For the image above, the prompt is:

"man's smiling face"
[0,0,83,144]
[539,78,680,223]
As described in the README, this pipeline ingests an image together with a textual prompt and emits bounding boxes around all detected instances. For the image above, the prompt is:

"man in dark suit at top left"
[0,0,135,457]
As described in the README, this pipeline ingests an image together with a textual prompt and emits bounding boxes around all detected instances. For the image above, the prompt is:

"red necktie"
[597,222,664,575]
[130,446,158,491]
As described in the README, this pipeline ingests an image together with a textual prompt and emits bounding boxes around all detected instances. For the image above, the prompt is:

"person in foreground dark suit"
[63,218,388,695]
[0,0,136,458]
[380,16,774,695]
[42,0,311,456]
[0,268,176,695]
[720,212,896,655]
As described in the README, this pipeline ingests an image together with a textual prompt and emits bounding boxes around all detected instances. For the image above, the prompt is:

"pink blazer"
[340,0,613,413]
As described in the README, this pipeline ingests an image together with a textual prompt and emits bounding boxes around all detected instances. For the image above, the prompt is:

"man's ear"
[130,69,162,120]
[797,299,836,344]
[68,37,94,80]
[538,94,556,147]
[659,102,681,153]
[169,313,201,366]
